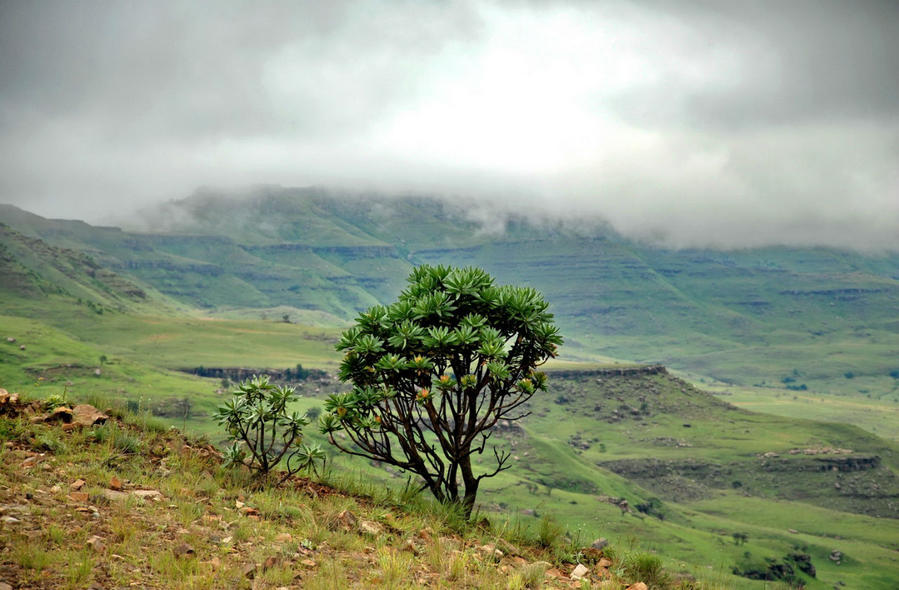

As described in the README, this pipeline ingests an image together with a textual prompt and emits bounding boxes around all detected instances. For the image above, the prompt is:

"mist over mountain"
[2,1,897,250]
[3,188,898,400]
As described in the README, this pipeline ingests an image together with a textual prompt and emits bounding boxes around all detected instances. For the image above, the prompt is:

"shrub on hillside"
[215,375,321,483]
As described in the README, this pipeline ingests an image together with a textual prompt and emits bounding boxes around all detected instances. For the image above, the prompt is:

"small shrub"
[43,393,68,410]
[536,514,564,549]
[215,376,312,483]
[621,552,667,587]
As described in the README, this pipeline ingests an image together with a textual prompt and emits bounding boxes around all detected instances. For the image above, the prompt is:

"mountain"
[3,189,897,399]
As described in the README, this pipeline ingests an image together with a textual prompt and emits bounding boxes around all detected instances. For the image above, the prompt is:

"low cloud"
[1,1,897,250]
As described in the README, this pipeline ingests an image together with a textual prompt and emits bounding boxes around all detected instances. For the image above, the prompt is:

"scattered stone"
[300,559,317,568]
[403,538,420,554]
[1,516,20,524]
[239,506,260,516]
[476,544,503,560]
[336,509,357,529]
[263,556,279,569]
[94,368,102,376]
[86,535,105,552]
[598,557,612,568]
[6,337,15,343]
[0,582,12,590]
[275,532,292,543]
[109,476,123,491]
[235,500,245,509]
[72,404,108,427]
[69,491,89,503]
[103,489,129,501]
[242,563,257,579]
[133,489,162,500]
[545,567,567,580]
[174,543,195,558]
[788,528,798,534]
[45,406,74,423]
[359,520,382,535]
[50,484,61,493]
[591,537,609,550]
[71,479,86,491]
[570,563,590,580]
[416,527,433,543]
[626,583,648,590]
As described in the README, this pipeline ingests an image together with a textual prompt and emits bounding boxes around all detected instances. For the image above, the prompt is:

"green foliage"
[536,514,564,549]
[323,265,562,515]
[620,552,667,587]
[215,375,312,482]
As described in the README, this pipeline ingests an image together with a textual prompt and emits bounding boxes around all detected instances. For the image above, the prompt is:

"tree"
[320,265,562,517]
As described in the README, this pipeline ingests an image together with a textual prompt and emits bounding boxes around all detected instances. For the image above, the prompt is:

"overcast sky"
[1,1,897,250]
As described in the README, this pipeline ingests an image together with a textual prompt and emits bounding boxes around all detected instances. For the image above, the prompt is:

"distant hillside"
[2,189,898,398]
[0,223,178,314]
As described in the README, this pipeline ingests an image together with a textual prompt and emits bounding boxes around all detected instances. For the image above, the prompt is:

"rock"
[71,479,86,491]
[133,489,162,500]
[626,583,648,590]
[1,516,20,524]
[0,582,13,590]
[103,489,129,501]
[570,563,590,580]
[72,404,108,427]
[19,345,25,351]
[109,476,123,491]
[591,537,609,550]
[242,563,257,579]
[545,567,567,580]
[6,337,15,343]
[336,509,357,529]
[86,535,105,552]
[46,406,74,423]
[300,559,317,568]
[788,528,798,534]
[94,368,102,376]
[402,538,420,554]
[359,520,382,535]
[69,491,89,503]
[598,557,612,568]
[476,544,503,560]
[174,543,195,558]
[50,484,61,493]
[239,506,260,516]
[263,556,279,569]
[416,527,433,543]
[275,532,292,543]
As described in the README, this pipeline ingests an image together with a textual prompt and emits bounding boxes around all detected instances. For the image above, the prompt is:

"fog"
[1,1,897,250]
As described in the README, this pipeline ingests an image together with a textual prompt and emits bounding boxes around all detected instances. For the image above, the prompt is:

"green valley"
[2,190,898,588]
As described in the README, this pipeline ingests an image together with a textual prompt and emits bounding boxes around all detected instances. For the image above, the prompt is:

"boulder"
[72,404,108,427]
[591,537,609,550]
[570,563,590,580]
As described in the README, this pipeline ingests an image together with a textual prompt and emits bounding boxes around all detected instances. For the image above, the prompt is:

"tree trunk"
[461,479,479,519]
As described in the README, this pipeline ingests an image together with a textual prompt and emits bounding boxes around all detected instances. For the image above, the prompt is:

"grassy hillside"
[5,398,694,590]
[2,305,896,588]
[3,191,897,409]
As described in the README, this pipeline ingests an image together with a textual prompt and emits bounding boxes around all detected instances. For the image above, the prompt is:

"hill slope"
[3,190,898,402]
